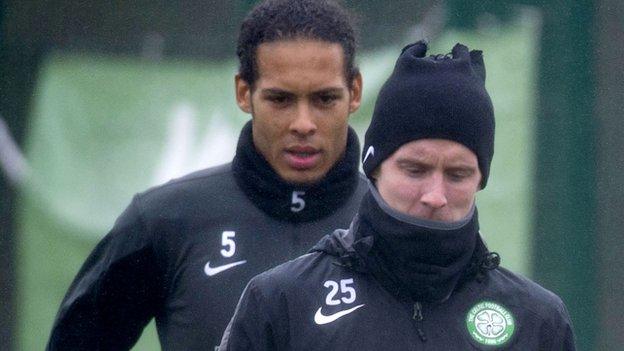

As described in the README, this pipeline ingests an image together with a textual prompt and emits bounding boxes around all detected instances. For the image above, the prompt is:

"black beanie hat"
[362,40,495,188]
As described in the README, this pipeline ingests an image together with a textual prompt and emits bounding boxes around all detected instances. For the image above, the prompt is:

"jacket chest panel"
[285,271,543,351]
[412,288,542,351]
[156,220,318,345]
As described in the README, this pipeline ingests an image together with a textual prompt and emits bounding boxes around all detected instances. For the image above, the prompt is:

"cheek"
[315,113,348,142]
[252,106,288,139]
[446,185,477,208]
[323,124,346,146]
[252,118,281,159]
[398,180,424,204]
[382,174,421,205]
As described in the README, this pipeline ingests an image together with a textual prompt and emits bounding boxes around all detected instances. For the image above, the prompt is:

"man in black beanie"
[219,41,576,350]
[362,41,494,189]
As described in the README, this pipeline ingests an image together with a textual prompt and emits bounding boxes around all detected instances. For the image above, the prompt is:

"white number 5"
[291,191,306,212]
[340,278,356,304]
[220,231,236,257]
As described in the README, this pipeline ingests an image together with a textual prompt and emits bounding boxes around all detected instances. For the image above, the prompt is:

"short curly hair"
[237,0,359,88]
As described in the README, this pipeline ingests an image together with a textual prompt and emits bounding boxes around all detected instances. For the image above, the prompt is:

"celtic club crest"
[466,301,515,346]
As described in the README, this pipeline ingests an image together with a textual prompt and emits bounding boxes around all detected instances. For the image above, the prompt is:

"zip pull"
[412,302,427,342]
[416,328,427,342]
[412,302,423,321]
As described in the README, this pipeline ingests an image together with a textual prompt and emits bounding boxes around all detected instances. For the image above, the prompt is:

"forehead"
[388,139,478,165]
[254,39,347,89]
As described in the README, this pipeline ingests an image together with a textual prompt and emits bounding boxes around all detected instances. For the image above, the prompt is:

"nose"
[289,103,317,137]
[420,175,448,209]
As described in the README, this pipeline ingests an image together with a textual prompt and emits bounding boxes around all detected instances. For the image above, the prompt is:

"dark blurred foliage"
[3,1,251,60]
[1,1,443,60]
[346,1,436,49]
[446,0,520,28]
[1,1,20,349]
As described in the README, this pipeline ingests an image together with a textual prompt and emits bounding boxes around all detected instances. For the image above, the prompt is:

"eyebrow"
[260,87,345,95]
[396,157,477,170]
[260,88,294,96]
[312,87,345,95]
[396,157,433,167]
[446,166,476,175]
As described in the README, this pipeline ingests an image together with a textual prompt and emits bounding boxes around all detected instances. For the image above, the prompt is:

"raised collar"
[232,121,361,223]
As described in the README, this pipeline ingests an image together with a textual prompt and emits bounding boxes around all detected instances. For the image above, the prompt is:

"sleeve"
[218,278,281,351]
[549,300,577,351]
[46,195,165,351]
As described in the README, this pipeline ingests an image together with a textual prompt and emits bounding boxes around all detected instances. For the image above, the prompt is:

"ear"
[348,72,363,113]
[370,166,380,180]
[235,74,252,114]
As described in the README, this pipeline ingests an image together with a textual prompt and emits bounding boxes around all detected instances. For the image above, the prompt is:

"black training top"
[220,191,576,351]
[46,123,368,350]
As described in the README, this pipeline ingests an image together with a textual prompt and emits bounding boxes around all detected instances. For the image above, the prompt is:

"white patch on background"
[151,103,237,185]
[0,116,30,185]
[196,109,237,169]
[152,102,196,185]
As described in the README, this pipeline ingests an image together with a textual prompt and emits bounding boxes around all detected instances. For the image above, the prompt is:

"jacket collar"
[232,121,361,223]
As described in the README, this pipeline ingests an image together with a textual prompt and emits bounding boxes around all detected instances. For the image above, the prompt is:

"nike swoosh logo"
[314,304,365,325]
[204,260,247,276]
[363,146,374,164]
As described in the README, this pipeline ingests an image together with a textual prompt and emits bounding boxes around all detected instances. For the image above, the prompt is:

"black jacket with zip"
[219,216,575,350]
[46,124,368,350]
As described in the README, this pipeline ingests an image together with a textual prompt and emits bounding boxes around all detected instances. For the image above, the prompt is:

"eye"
[315,93,340,107]
[447,169,473,182]
[404,166,426,177]
[263,92,293,107]
[267,95,289,104]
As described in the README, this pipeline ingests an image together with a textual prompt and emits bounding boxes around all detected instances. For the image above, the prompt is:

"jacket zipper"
[413,302,427,342]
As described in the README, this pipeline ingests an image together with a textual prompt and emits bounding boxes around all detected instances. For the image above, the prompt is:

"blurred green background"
[2,1,622,350]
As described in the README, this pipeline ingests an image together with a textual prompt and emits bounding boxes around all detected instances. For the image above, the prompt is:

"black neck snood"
[354,185,479,302]
[232,121,361,223]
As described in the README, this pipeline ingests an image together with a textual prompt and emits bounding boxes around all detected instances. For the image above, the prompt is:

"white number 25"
[324,279,357,306]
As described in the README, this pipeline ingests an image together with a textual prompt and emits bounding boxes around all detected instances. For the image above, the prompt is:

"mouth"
[284,146,322,170]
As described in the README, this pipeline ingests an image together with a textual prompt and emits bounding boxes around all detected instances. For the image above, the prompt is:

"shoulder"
[132,163,244,215]
[248,251,335,298]
[93,164,240,264]
[485,267,571,324]
[141,163,233,199]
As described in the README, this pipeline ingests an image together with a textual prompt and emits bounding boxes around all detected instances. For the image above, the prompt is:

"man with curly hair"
[47,1,366,349]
